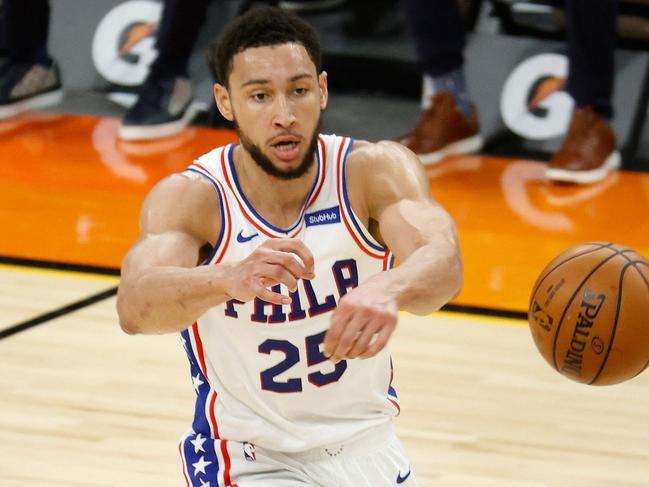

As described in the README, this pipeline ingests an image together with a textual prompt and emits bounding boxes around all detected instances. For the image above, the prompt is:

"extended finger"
[345,320,382,359]
[259,264,298,292]
[272,239,315,278]
[360,324,395,359]
[323,306,351,357]
[329,316,367,361]
[250,280,291,305]
[265,250,310,281]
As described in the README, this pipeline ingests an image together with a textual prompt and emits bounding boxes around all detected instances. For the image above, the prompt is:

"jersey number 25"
[258,330,347,393]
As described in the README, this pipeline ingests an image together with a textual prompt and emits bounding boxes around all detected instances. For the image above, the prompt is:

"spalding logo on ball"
[528,242,649,385]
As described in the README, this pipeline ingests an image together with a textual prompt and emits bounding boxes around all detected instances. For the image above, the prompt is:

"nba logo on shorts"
[243,442,256,462]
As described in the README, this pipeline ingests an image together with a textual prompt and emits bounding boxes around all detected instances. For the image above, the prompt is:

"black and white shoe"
[118,76,200,141]
[0,61,63,120]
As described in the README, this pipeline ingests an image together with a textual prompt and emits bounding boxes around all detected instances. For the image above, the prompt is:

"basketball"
[528,242,649,385]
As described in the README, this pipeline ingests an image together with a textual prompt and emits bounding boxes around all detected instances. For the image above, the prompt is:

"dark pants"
[149,0,211,79]
[404,0,618,118]
[3,0,211,79]
[4,0,51,62]
[565,0,618,118]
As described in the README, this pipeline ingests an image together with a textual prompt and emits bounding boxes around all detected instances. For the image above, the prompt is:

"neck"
[233,145,317,228]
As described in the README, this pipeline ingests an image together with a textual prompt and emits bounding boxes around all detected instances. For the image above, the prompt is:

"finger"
[271,239,315,278]
[323,306,351,357]
[265,250,310,281]
[346,320,381,359]
[260,264,298,292]
[250,280,291,305]
[329,316,367,361]
[360,324,395,359]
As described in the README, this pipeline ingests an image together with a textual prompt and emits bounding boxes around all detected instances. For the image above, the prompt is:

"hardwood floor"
[1,268,648,486]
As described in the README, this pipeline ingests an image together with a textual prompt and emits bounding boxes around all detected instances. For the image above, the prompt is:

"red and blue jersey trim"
[178,155,238,484]
[186,162,232,265]
[220,139,326,239]
[178,437,192,485]
[387,356,401,415]
[179,429,240,486]
[180,323,238,486]
[336,137,390,260]
[307,137,327,207]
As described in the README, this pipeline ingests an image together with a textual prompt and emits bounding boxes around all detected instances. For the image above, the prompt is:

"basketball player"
[117,7,462,486]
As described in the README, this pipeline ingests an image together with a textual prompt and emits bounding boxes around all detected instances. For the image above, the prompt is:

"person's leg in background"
[6,0,51,64]
[398,0,483,165]
[0,0,63,119]
[119,0,211,141]
[546,0,621,184]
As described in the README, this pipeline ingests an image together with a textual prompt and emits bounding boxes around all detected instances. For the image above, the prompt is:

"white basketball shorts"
[179,421,418,486]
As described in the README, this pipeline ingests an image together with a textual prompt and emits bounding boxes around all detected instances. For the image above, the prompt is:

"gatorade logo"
[92,0,162,87]
[500,53,573,140]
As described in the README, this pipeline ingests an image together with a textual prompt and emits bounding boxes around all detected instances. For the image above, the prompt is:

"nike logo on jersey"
[396,467,412,484]
[237,230,259,243]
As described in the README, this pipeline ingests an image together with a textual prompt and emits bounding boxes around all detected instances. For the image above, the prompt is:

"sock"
[422,68,471,116]
[10,47,52,67]
[575,104,612,125]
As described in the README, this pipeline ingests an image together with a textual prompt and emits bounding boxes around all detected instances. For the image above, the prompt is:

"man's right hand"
[224,238,315,305]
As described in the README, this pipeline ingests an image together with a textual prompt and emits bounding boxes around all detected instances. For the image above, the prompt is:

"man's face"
[216,43,328,179]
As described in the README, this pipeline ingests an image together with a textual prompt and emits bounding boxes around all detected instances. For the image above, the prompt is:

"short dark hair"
[207,6,322,87]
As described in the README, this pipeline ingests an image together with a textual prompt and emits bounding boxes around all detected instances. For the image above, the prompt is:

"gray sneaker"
[0,61,63,119]
[118,76,200,141]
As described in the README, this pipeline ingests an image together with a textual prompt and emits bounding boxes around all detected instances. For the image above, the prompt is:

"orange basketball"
[528,242,649,385]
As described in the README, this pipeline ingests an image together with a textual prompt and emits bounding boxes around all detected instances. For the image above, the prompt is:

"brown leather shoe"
[546,106,621,184]
[398,91,483,165]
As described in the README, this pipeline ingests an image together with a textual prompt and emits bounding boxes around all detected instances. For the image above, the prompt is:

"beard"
[234,117,321,181]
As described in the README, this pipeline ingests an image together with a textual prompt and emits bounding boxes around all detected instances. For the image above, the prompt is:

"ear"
[214,83,234,122]
[318,71,328,111]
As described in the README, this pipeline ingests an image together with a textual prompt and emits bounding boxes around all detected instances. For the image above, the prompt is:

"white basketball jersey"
[180,134,400,453]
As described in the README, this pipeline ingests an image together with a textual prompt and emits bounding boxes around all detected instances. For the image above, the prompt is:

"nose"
[273,95,296,129]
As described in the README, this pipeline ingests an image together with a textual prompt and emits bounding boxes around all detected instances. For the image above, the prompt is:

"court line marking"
[0,259,529,340]
[442,303,527,321]
[0,262,119,283]
[0,287,118,340]
[0,255,119,279]
[435,309,527,328]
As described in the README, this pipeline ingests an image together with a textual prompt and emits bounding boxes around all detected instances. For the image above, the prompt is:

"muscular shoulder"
[345,140,430,218]
[347,139,412,170]
[140,171,222,245]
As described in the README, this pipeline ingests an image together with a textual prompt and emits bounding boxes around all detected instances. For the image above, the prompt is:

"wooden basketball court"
[1,113,649,486]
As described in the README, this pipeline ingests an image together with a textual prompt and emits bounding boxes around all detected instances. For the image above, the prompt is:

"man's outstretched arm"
[324,141,463,359]
[117,172,314,335]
